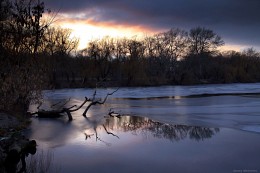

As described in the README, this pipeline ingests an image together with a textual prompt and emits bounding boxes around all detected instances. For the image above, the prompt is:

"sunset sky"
[44,0,260,51]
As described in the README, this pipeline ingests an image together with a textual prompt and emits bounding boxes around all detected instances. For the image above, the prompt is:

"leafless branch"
[108,108,121,118]
[31,97,89,121]
[51,98,71,109]
[36,102,43,110]
[83,88,119,117]
[68,97,90,112]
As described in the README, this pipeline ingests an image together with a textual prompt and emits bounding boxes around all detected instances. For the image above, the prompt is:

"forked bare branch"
[83,88,119,116]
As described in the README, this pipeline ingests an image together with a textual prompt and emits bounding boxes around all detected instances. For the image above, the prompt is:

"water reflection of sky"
[51,126,260,173]
[27,84,260,173]
[28,114,260,173]
[29,114,219,147]
[51,116,220,172]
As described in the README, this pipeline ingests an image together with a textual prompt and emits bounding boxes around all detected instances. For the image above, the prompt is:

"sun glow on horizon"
[55,20,258,53]
[55,19,157,50]
[50,13,259,52]
[220,44,260,52]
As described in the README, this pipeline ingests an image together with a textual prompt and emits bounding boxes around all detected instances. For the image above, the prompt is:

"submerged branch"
[83,88,119,117]
[31,97,89,121]
[31,88,119,121]
[108,108,121,118]
[68,97,90,112]
[51,98,71,109]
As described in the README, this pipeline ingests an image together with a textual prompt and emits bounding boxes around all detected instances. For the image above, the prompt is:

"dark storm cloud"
[45,0,260,47]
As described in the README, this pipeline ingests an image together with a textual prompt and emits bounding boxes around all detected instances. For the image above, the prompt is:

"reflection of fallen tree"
[82,114,219,146]
[104,115,219,141]
[149,124,219,141]
[30,88,119,121]
[83,116,119,146]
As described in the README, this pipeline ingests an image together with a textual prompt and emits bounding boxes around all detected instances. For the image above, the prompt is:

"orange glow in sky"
[221,44,251,52]
[54,17,158,50]
[49,14,253,52]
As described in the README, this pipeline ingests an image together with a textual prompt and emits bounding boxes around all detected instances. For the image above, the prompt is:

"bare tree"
[188,27,224,56]
[41,27,79,56]
[242,47,260,58]
[113,38,128,60]
[162,28,188,59]
[126,38,145,60]
[2,0,51,54]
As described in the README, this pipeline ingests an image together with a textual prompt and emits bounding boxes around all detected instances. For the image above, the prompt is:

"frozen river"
[27,83,260,173]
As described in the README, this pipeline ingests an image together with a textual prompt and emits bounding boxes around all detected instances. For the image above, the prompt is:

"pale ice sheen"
[40,83,260,133]
[241,125,260,133]
[43,82,260,99]
[27,83,260,173]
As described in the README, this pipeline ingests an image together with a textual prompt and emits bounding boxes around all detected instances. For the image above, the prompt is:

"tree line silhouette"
[1,0,260,113]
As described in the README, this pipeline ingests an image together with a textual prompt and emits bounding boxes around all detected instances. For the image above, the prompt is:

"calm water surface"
[28,83,260,173]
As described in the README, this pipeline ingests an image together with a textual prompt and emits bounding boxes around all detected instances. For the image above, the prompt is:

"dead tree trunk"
[83,88,119,117]
[31,88,119,121]
[32,97,90,121]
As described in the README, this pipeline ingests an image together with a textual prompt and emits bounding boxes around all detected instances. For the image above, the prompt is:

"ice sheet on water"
[241,125,260,133]
[43,83,260,100]
[37,83,260,132]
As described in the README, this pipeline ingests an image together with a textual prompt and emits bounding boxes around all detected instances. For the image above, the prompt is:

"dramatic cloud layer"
[45,0,260,49]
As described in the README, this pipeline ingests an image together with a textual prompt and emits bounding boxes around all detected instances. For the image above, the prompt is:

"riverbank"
[0,111,31,172]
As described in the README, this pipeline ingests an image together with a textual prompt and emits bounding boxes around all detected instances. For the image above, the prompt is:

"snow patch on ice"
[241,125,260,133]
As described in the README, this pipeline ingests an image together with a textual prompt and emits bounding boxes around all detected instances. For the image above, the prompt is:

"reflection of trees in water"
[104,116,219,141]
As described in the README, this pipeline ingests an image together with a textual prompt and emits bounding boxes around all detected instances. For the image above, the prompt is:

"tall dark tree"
[188,27,224,56]
[0,0,12,51]
[161,28,188,59]
[0,0,50,113]
[10,0,50,55]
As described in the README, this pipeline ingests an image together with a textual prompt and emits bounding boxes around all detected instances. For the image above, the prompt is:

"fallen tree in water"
[82,88,119,117]
[30,88,119,121]
[32,97,88,121]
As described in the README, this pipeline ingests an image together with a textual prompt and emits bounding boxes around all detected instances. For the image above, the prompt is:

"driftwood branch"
[83,88,119,117]
[108,108,121,118]
[32,97,90,121]
[66,105,77,110]
[51,98,71,109]
[63,109,73,121]
[68,97,90,112]
[31,88,119,121]
[36,102,43,110]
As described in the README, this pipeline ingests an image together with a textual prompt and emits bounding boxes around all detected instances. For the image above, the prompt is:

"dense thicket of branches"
[1,0,260,114]
[0,0,46,113]
[0,0,78,113]
[48,31,259,88]
[50,47,260,88]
